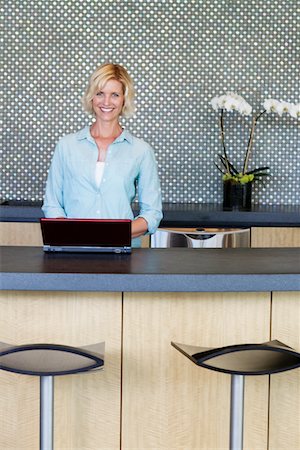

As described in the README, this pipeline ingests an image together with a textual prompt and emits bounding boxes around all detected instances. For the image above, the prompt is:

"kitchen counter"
[1,246,299,292]
[0,201,299,227]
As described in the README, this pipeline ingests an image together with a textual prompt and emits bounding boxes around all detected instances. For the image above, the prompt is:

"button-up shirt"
[42,126,163,246]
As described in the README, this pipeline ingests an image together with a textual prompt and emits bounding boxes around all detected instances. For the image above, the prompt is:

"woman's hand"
[131,217,148,238]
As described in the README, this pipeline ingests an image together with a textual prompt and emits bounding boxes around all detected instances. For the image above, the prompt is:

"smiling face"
[92,79,125,123]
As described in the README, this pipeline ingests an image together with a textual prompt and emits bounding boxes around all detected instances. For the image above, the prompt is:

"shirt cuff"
[135,212,162,235]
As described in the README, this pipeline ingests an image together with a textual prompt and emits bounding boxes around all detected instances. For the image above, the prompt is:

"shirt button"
[96,210,100,214]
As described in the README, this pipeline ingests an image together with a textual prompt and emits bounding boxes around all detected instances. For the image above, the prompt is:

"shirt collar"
[115,129,133,144]
[77,126,133,144]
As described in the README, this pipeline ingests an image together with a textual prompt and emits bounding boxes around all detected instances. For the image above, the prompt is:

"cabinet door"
[0,222,43,246]
[269,291,300,450]
[0,291,122,450]
[122,292,270,450]
[251,227,300,247]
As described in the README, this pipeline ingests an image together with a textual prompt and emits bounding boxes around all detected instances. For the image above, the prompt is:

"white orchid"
[211,92,299,185]
[210,92,252,116]
[289,103,300,119]
[263,98,281,113]
[210,96,220,111]
[275,101,290,116]
[263,98,300,119]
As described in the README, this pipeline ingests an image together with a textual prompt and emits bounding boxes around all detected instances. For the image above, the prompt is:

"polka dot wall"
[1,0,299,204]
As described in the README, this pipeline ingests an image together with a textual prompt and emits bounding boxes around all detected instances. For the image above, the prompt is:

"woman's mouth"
[100,107,114,113]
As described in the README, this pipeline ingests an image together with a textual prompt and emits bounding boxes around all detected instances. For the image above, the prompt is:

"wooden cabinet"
[1,222,299,248]
[251,227,300,247]
[0,291,122,450]
[0,290,299,449]
[269,292,300,450]
[122,292,270,450]
[0,222,43,246]
[121,291,300,450]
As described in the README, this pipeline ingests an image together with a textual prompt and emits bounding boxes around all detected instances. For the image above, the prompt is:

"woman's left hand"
[131,217,148,238]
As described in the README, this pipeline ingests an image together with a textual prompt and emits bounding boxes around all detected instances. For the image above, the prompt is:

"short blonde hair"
[82,63,135,118]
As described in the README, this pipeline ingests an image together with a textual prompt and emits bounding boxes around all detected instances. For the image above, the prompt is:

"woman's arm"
[135,144,163,235]
[131,217,148,238]
[42,141,66,218]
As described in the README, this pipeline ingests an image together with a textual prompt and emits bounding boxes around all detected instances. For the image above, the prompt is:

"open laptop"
[40,218,132,254]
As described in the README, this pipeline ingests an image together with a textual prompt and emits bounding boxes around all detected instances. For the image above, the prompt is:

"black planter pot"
[223,180,252,210]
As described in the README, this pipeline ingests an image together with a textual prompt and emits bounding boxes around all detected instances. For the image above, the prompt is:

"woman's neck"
[90,120,123,157]
[90,120,122,139]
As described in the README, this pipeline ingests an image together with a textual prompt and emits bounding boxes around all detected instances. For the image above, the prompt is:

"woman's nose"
[102,95,110,105]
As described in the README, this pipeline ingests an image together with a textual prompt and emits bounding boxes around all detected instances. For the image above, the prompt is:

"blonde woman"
[42,63,162,246]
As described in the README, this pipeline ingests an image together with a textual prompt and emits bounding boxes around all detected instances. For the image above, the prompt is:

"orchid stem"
[220,109,231,174]
[242,110,266,174]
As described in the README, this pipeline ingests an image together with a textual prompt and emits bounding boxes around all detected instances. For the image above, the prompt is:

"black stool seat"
[0,341,105,450]
[172,339,300,450]
[171,339,300,375]
[0,342,105,376]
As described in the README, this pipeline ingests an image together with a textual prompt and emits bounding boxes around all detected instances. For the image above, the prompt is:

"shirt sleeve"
[135,144,163,234]
[42,140,67,218]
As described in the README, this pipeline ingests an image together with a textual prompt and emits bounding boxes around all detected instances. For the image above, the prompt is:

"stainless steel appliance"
[151,228,250,248]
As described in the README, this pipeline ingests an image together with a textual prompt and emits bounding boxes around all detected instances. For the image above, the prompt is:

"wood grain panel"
[141,235,150,248]
[0,222,43,246]
[0,291,122,450]
[122,292,270,450]
[251,227,300,247]
[269,291,300,450]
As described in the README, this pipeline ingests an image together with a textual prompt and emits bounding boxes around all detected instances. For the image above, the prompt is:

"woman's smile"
[92,79,124,122]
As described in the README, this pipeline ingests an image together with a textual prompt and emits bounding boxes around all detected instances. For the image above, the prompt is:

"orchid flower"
[263,99,300,119]
[211,93,299,184]
[210,92,300,184]
[211,92,252,116]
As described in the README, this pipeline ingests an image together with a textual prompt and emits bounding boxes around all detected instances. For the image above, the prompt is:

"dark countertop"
[1,201,300,227]
[1,246,299,292]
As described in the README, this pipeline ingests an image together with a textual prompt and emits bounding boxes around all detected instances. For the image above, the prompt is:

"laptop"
[40,218,132,254]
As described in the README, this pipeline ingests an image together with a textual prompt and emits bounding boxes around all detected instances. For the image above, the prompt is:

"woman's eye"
[96,92,103,96]
[112,93,119,97]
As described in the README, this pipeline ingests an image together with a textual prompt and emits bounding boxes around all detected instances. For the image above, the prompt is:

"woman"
[42,63,163,247]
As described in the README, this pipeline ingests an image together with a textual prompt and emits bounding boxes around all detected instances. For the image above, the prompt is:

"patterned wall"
[1,0,299,204]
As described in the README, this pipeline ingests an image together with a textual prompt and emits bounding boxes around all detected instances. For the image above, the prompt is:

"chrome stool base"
[230,374,244,450]
[40,376,54,450]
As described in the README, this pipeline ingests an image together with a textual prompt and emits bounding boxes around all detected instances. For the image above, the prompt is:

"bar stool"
[0,341,105,450]
[171,340,300,450]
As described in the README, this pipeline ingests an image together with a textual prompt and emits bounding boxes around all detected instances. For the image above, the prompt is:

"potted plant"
[210,93,300,210]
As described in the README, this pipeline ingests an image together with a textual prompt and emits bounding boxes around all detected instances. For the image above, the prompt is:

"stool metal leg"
[40,375,54,450]
[229,374,245,450]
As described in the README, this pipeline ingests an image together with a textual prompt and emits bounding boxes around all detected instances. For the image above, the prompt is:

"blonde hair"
[82,63,135,118]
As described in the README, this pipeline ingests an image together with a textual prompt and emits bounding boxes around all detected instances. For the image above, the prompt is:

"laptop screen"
[40,218,132,253]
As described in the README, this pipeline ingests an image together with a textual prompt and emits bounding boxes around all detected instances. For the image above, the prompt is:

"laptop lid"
[40,218,132,253]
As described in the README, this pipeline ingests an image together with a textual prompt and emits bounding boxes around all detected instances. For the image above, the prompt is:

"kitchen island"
[1,246,299,450]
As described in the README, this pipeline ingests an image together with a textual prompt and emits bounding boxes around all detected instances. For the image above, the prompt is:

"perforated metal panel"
[1,0,299,204]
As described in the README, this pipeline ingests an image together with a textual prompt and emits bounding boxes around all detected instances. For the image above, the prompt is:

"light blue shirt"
[42,126,163,246]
